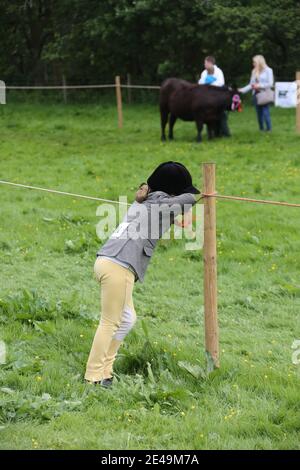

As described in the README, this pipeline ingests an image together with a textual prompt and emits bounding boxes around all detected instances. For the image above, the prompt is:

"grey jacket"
[240,66,274,95]
[97,191,197,282]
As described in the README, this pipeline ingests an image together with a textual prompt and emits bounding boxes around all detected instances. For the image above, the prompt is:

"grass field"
[0,101,300,450]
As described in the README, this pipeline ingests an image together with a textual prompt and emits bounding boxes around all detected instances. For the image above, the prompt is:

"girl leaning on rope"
[85,161,201,387]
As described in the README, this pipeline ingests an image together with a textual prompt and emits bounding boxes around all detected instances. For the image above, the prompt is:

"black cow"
[160,78,241,142]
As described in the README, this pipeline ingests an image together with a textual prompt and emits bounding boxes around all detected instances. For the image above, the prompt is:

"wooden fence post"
[115,75,123,128]
[202,162,219,370]
[296,71,300,134]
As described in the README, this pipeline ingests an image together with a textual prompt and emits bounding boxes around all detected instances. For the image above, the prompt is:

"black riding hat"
[147,161,200,196]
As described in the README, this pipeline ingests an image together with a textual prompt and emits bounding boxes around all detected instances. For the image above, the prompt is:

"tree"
[0,0,299,87]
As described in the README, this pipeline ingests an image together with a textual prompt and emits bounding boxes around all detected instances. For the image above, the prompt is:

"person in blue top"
[239,55,274,131]
[198,56,230,137]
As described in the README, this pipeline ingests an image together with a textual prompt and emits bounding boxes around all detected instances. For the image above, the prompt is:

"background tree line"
[0,0,299,86]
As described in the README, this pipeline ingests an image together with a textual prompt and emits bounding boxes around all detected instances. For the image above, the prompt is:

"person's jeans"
[220,111,231,136]
[253,95,272,131]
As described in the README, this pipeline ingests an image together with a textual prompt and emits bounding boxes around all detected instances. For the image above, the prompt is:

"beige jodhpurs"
[85,257,136,382]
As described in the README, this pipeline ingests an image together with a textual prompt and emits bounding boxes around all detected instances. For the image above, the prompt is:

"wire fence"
[5,84,117,90]
[202,192,300,208]
[1,180,300,209]
[3,77,298,91]
[2,76,300,128]
[2,80,161,105]
[0,180,130,206]
[5,84,160,90]
[1,165,298,371]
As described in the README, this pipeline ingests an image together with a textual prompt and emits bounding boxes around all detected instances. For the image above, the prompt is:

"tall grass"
[0,102,299,449]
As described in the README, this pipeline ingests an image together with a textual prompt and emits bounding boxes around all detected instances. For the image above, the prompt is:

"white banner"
[275,82,297,108]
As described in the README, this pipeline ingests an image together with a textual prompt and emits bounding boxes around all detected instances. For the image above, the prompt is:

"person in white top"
[198,56,230,136]
[198,56,225,87]
[239,55,274,131]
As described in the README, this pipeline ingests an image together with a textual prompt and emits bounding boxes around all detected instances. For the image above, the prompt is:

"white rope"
[6,84,116,90]
[0,180,130,206]
[5,84,160,90]
[121,84,160,90]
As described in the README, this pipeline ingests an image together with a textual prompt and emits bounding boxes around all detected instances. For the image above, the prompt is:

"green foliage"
[0,1,299,87]
[0,388,84,423]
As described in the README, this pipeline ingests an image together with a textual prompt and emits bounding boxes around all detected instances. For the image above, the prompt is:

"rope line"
[1,180,299,209]
[0,180,130,206]
[201,192,300,208]
[5,84,117,90]
[121,85,160,90]
[4,84,160,90]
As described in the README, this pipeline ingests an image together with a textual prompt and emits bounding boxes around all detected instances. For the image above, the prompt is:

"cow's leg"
[195,120,203,143]
[207,124,214,140]
[160,107,169,141]
[214,119,222,137]
[168,114,177,140]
